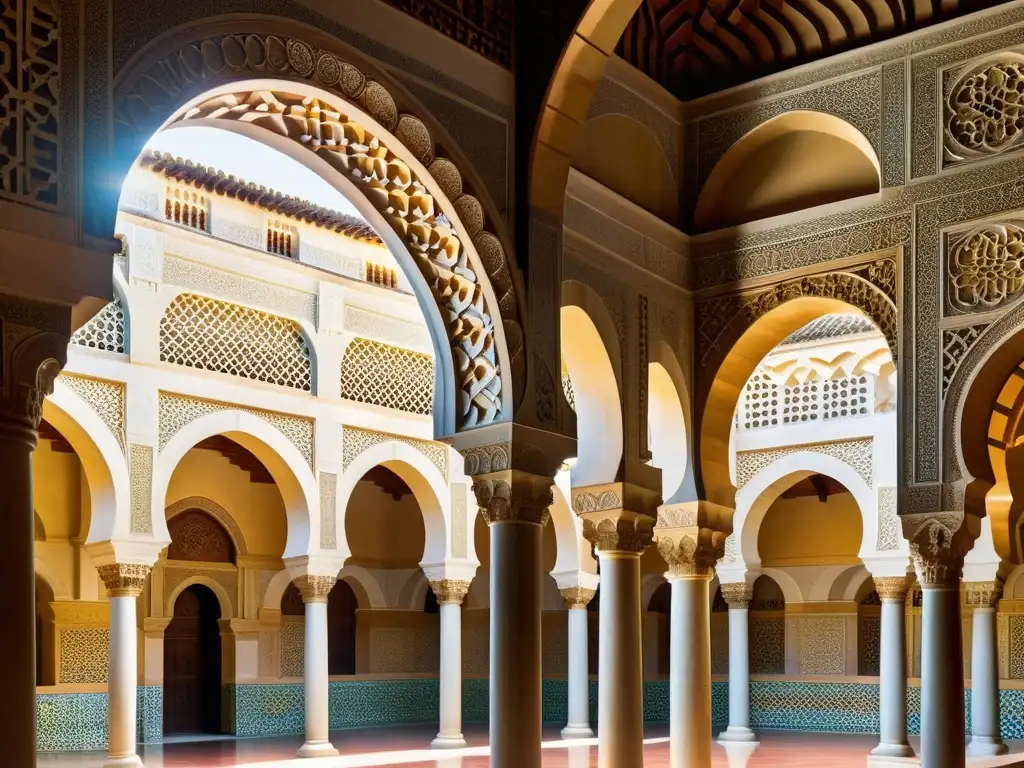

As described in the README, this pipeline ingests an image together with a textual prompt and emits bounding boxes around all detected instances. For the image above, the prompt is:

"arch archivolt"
[35,557,71,602]
[113,22,525,433]
[164,573,235,620]
[165,496,248,557]
[729,449,876,571]
[338,437,451,565]
[154,406,318,559]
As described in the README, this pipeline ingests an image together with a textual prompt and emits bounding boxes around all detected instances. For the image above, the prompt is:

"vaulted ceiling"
[617,0,1010,98]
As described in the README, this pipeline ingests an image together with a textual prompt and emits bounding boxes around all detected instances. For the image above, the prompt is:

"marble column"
[97,565,151,767]
[966,580,1007,757]
[871,577,913,759]
[295,575,338,758]
[667,568,713,768]
[430,579,472,748]
[718,583,755,743]
[477,476,552,768]
[914,544,966,768]
[560,586,597,739]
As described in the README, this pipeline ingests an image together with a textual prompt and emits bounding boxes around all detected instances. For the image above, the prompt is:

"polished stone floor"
[34,727,1024,767]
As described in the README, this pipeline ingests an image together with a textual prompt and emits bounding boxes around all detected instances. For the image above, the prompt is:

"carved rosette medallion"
[945,55,1024,165]
[874,576,909,603]
[560,586,597,609]
[720,583,753,607]
[964,579,1004,608]
[98,563,152,597]
[948,224,1024,311]
[430,579,472,605]
[294,575,337,604]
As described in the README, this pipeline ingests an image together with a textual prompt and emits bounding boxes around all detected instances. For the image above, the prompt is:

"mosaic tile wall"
[37,692,107,751]
[136,686,162,744]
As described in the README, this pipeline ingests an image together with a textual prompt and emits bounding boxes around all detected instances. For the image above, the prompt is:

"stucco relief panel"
[797,616,846,675]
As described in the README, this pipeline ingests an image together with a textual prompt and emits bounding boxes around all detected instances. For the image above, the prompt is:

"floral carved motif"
[429,579,471,605]
[945,56,1024,165]
[948,224,1024,311]
[560,586,597,609]
[170,89,511,430]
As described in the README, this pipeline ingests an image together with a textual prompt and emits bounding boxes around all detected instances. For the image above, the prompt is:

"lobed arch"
[338,440,449,566]
[165,496,248,557]
[561,280,624,486]
[44,380,131,544]
[165,575,235,619]
[155,409,317,558]
[699,290,895,508]
[693,111,881,231]
[111,20,526,434]
[734,450,874,571]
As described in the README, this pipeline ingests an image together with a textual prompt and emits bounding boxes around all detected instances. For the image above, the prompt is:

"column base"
[103,755,144,768]
[967,737,1009,757]
[718,726,757,743]
[870,743,915,759]
[297,740,339,758]
[560,724,594,740]
[431,734,467,749]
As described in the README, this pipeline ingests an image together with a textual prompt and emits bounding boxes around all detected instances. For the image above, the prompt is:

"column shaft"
[872,593,912,757]
[490,520,543,768]
[107,596,140,765]
[433,601,465,747]
[598,552,644,768]
[296,575,338,759]
[720,604,755,741]
[562,605,593,738]
[0,437,34,768]
[920,585,965,768]
[669,576,712,768]
[968,604,1006,756]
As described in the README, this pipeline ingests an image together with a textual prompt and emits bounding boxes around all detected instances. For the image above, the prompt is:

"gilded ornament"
[294,575,336,603]
[97,563,152,597]
[560,586,597,609]
[964,579,1003,607]
[720,583,753,607]
[873,576,909,602]
[429,579,471,605]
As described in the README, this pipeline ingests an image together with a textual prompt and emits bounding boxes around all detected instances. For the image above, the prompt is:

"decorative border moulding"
[734,438,873,489]
[341,425,447,479]
[157,393,314,470]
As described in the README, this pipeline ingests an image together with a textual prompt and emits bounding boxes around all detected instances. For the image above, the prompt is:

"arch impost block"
[472,468,556,526]
[902,511,981,588]
[572,483,660,555]
[97,563,152,597]
[85,539,165,571]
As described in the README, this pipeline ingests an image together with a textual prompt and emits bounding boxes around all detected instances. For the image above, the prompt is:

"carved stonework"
[473,470,554,527]
[560,586,597,610]
[941,324,988,399]
[459,442,510,475]
[720,583,753,607]
[945,55,1024,166]
[97,563,151,597]
[575,482,661,555]
[948,224,1024,312]
[429,579,471,606]
[375,0,512,67]
[0,0,61,209]
[965,579,1004,607]
[903,512,974,588]
[874,576,909,603]
[165,90,510,430]
[294,575,336,604]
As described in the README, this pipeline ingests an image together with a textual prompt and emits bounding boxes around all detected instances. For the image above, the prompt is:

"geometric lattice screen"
[340,337,433,415]
[159,293,312,391]
[70,299,126,354]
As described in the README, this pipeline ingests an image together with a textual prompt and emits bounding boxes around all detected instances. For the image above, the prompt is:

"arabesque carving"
[948,224,1024,311]
[294,575,336,603]
[903,512,972,588]
[560,586,597,609]
[97,563,151,597]
[874,576,909,602]
[164,86,516,430]
[720,583,753,607]
[964,579,1004,607]
[945,56,1024,165]
[429,579,471,605]
[473,470,554,527]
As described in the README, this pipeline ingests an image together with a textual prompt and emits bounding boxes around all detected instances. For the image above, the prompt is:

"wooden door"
[164,585,222,735]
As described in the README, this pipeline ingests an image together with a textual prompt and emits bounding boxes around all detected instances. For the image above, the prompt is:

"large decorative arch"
[165,496,248,557]
[733,450,875,570]
[155,409,317,558]
[44,380,130,544]
[110,20,526,434]
[338,440,449,566]
[696,268,897,507]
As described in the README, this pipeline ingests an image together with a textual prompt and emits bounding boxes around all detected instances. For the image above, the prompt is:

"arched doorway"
[328,580,358,675]
[164,584,223,735]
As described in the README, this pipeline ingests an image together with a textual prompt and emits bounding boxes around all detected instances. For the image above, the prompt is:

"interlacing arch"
[110,21,526,435]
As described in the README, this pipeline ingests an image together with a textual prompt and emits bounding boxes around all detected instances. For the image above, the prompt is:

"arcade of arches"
[10,2,1024,768]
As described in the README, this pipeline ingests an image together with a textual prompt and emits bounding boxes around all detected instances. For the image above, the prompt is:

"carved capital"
[653,501,733,578]
[720,582,753,607]
[560,586,597,609]
[874,576,909,603]
[294,575,336,603]
[97,563,151,597]
[902,512,976,588]
[965,579,1003,608]
[581,510,655,554]
[430,579,472,605]
[473,469,554,526]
